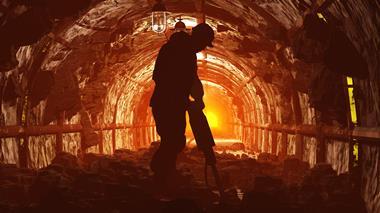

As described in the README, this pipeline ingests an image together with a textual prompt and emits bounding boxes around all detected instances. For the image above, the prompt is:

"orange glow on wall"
[186,81,236,139]
[203,110,219,129]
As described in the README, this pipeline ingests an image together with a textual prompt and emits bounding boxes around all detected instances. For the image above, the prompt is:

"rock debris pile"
[0,143,366,213]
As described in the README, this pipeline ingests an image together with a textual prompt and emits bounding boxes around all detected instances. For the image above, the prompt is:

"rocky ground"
[0,143,367,213]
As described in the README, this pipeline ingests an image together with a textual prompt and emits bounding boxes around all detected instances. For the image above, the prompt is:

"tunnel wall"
[329,1,380,211]
[362,145,380,213]
[327,140,349,174]
[1,0,380,211]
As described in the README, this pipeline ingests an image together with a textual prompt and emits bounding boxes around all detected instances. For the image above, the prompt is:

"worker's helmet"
[191,23,214,47]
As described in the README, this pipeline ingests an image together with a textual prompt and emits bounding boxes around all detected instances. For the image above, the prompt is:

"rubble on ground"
[0,144,366,212]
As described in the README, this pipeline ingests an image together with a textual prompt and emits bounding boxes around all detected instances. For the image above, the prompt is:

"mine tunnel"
[0,0,380,212]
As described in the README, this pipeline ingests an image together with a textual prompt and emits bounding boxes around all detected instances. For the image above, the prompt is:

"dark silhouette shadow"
[161,198,202,213]
[149,23,214,194]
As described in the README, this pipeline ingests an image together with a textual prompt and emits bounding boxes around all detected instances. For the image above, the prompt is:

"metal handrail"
[238,123,380,144]
[0,123,155,138]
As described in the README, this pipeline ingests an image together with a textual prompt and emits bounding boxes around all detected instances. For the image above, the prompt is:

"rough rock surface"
[0,145,365,213]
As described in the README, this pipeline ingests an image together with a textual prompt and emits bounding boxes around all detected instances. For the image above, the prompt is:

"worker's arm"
[190,71,205,109]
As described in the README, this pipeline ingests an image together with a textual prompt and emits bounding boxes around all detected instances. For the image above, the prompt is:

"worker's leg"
[150,106,186,180]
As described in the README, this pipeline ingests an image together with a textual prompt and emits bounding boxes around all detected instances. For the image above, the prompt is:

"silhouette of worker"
[149,23,214,191]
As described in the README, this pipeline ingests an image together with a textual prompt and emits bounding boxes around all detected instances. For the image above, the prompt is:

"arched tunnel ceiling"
[4,0,380,126]
[25,0,300,124]
[2,2,380,210]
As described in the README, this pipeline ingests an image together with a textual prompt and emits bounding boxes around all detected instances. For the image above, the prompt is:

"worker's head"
[191,23,214,52]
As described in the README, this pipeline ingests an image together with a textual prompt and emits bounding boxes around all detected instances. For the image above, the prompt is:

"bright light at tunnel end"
[204,111,219,129]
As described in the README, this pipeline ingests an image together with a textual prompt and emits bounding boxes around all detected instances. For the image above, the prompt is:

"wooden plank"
[18,137,28,168]
[295,134,304,160]
[293,91,304,160]
[55,112,64,154]
[316,125,326,163]
[271,129,277,155]
[281,131,288,158]
[98,127,104,154]
[264,129,269,153]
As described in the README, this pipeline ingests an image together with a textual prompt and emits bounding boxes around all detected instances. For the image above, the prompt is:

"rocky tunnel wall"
[0,0,365,175]
[0,0,313,166]
[0,0,380,211]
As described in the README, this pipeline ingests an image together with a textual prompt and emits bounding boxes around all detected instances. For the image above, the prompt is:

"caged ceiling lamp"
[151,0,167,33]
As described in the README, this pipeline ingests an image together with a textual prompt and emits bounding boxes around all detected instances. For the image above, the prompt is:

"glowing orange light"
[186,81,236,140]
[204,110,219,129]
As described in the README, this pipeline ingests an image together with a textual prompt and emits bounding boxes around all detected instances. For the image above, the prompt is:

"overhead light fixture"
[151,0,167,33]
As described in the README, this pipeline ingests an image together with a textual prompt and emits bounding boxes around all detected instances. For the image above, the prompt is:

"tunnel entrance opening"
[184,80,252,157]
[186,81,239,142]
